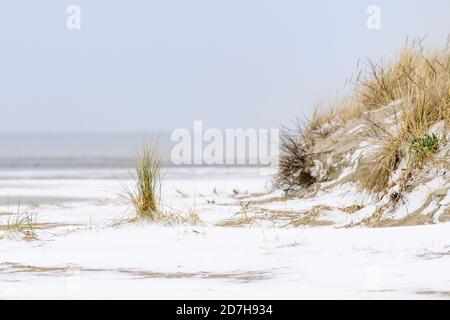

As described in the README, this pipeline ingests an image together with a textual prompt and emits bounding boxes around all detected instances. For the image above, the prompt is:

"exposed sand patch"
[416,290,450,298]
[216,204,333,228]
[0,262,270,283]
[0,222,83,231]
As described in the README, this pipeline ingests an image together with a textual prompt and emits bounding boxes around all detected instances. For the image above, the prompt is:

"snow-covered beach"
[1,166,449,299]
[2,0,450,304]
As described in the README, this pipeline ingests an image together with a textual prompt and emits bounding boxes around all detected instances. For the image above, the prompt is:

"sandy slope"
[0,167,449,299]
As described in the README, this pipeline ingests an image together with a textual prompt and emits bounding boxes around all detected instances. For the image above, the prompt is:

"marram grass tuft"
[126,143,163,221]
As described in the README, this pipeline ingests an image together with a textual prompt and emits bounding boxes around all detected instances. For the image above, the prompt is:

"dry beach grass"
[277,40,450,196]
[124,143,201,225]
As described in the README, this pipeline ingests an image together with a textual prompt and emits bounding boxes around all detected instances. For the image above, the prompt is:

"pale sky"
[1,0,449,133]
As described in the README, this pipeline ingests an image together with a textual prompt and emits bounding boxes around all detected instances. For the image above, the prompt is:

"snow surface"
[0,167,449,299]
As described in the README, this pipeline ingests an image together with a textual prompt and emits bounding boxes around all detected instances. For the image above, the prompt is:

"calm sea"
[0,132,270,170]
[0,132,173,169]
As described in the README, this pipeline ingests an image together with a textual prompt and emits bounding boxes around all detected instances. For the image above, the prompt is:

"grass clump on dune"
[124,143,201,225]
[312,39,450,128]
[275,121,317,193]
[363,41,450,191]
[126,143,163,222]
[1,203,37,240]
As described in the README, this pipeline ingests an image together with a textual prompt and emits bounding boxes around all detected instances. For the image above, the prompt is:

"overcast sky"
[1,0,449,133]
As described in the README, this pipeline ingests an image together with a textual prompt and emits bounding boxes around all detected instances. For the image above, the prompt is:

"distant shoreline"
[0,157,270,169]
